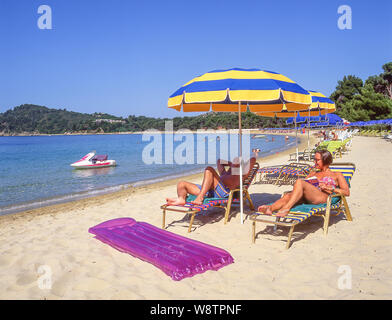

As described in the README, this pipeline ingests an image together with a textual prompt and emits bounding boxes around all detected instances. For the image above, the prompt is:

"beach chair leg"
[273,217,279,232]
[188,213,196,233]
[245,191,254,210]
[275,171,284,185]
[224,193,234,224]
[341,196,353,221]
[286,226,295,249]
[162,208,166,229]
[323,207,331,236]
[252,221,256,243]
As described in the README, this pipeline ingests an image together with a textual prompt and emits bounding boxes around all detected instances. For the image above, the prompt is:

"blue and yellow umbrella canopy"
[256,90,336,118]
[168,68,312,113]
[308,90,336,115]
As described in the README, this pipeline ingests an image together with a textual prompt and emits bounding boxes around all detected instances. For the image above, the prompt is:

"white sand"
[0,134,391,300]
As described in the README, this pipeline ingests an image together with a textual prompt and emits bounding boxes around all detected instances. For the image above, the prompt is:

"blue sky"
[0,0,391,118]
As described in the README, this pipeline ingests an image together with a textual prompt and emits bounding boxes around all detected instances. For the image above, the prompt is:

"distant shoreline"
[0,128,315,137]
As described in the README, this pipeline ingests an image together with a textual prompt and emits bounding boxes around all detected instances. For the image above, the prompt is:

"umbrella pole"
[308,109,310,149]
[295,112,298,162]
[238,101,244,224]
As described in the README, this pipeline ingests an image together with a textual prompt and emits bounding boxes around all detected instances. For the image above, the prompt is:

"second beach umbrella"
[258,90,336,160]
[168,68,312,224]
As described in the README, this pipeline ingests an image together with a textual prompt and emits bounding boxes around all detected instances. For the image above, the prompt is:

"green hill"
[0,104,100,134]
[0,104,282,135]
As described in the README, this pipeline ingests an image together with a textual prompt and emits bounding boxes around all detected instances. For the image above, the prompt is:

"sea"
[0,133,298,216]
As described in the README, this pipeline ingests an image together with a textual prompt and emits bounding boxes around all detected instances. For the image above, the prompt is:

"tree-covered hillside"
[0,104,283,134]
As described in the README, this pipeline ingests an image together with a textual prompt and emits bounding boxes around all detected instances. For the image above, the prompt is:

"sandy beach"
[1,133,391,300]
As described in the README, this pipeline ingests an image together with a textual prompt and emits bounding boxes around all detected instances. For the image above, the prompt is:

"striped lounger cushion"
[254,198,342,223]
[172,197,240,213]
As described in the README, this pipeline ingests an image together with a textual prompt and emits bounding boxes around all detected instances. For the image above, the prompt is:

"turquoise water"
[0,133,297,215]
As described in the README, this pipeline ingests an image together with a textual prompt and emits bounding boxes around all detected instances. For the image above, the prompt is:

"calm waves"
[0,133,297,215]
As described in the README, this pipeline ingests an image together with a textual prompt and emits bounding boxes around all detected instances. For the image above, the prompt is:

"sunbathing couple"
[258,149,350,217]
[166,157,256,206]
[166,149,349,217]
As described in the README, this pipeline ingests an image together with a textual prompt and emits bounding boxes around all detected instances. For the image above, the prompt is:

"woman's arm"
[217,159,231,175]
[334,172,350,196]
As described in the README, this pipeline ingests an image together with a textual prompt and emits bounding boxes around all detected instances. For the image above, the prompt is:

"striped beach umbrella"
[254,91,336,118]
[168,68,312,223]
[256,90,336,160]
[304,92,336,147]
[308,90,336,115]
[168,68,312,113]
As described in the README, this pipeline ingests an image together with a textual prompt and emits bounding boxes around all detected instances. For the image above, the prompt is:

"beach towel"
[88,218,234,281]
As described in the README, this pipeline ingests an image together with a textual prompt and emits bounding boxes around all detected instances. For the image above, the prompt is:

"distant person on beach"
[252,148,261,157]
[166,157,256,206]
[257,149,349,217]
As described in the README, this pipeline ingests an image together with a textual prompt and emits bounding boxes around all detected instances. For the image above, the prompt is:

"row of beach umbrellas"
[287,113,344,126]
[290,117,392,128]
[348,119,392,126]
[167,68,336,223]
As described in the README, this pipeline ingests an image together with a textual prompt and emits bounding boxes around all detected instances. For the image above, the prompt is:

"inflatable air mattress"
[88,218,234,281]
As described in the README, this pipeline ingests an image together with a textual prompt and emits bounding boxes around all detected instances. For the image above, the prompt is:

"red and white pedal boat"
[70,151,116,169]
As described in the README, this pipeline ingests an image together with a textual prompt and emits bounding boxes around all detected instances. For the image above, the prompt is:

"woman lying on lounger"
[166,157,256,206]
[258,149,350,217]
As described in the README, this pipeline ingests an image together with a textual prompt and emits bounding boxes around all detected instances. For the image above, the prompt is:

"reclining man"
[166,157,256,206]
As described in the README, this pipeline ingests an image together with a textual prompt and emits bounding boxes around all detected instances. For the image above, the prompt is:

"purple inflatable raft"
[88,218,234,281]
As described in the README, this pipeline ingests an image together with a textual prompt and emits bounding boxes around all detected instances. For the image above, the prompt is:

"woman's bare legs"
[166,167,220,206]
[257,180,329,216]
[258,192,292,215]
[276,179,328,216]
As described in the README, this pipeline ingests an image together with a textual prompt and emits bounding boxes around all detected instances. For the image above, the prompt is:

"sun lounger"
[250,162,355,249]
[256,163,313,186]
[288,148,316,162]
[255,165,285,185]
[161,162,260,232]
[314,140,346,159]
[383,134,392,141]
[289,138,352,164]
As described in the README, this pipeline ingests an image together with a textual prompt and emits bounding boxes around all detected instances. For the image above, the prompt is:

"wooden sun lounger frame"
[161,162,260,232]
[256,162,312,186]
[250,162,355,249]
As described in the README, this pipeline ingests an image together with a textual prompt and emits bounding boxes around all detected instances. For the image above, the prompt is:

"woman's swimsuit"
[306,176,337,191]
[318,176,337,190]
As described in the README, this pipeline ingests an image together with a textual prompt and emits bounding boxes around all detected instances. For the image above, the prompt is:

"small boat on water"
[70,151,116,169]
[252,134,266,138]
